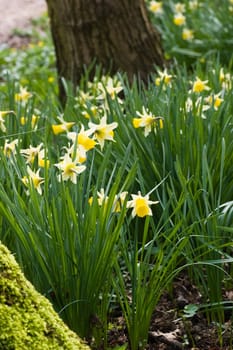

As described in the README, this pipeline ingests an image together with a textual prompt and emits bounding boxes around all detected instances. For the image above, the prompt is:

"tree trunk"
[45,0,164,102]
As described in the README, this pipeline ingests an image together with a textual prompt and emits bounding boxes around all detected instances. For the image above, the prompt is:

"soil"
[105,273,233,350]
[1,2,233,349]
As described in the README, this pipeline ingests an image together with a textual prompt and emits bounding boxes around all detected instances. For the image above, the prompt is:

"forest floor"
[106,272,233,350]
[1,2,233,349]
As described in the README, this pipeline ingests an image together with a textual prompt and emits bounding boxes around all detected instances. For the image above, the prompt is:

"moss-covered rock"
[0,242,90,350]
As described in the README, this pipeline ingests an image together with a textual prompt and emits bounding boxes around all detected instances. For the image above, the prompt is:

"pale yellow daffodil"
[22,166,44,195]
[88,116,118,150]
[4,139,19,157]
[133,106,162,137]
[173,13,186,26]
[54,153,86,184]
[192,77,211,93]
[127,192,159,218]
[15,86,32,103]
[0,110,15,133]
[182,28,194,41]
[205,92,224,110]
[149,1,163,14]
[20,143,43,164]
[52,116,75,135]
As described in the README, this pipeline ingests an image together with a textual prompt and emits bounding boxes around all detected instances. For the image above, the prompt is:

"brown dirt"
[105,273,233,350]
[0,0,47,44]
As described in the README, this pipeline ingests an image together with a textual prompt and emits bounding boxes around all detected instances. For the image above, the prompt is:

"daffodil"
[155,68,173,88]
[20,114,39,129]
[192,77,211,93]
[205,92,224,110]
[22,166,44,195]
[81,105,98,119]
[4,139,19,157]
[182,28,194,41]
[97,77,123,100]
[38,149,50,168]
[189,0,199,10]
[0,110,15,133]
[219,68,232,90]
[88,188,109,207]
[127,192,159,218]
[173,13,186,26]
[48,76,55,83]
[88,116,118,150]
[75,90,94,106]
[54,153,86,184]
[113,191,128,212]
[67,144,87,164]
[174,3,186,13]
[149,1,163,14]
[133,106,161,137]
[184,96,210,118]
[67,126,96,152]
[52,116,75,135]
[15,86,32,103]
[20,143,43,164]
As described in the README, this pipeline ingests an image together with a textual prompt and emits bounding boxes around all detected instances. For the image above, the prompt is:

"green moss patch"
[0,242,90,350]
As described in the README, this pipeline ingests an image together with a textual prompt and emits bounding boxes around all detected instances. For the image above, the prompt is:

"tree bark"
[45,0,164,102]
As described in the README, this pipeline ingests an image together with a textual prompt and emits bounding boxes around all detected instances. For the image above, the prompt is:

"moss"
[0,242,90,350]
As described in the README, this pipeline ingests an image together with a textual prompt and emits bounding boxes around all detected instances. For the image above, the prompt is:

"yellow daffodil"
[88,188,109,207]
[81,106,98,120]
[52,116,75,135]
[78,133,96,151]
[68,145,87,164]
[173,13,186,26]
[20,143,43,164]
[75,90,94,106]
[113,191,128,213]
[149,1,163,14]
[174,3,186,13]
[54,153,86,184]
[68,126,96,152]
[219,68,232,90]
[88,116,118,150]
[192,77,211,93]
[15,86,32,103]
[189,0,199,10]
[97,188,109,206]
[155,68,173,88]
[0,110,15,133]
[4,139,19,157]
[185,96,210,119]
[20,114,39,129]
[127,192,159,218]
[22,166,44,195]
[98,77,123,100]
[133,106,162,137]
[38,150,50,168]
[205,93,224,110]
[48,76,55,83]
[182,28,194,41]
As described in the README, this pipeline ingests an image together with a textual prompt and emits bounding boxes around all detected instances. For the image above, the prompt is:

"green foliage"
[147,0,233,66]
